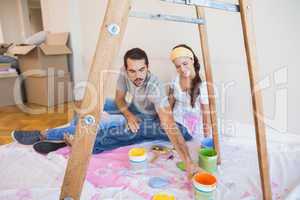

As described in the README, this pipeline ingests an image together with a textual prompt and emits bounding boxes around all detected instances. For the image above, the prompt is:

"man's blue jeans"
[45,99,192,154]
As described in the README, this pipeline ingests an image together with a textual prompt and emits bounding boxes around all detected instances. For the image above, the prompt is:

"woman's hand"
[185,160,203,180]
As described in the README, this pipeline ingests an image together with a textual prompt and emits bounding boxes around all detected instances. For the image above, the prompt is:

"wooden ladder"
[60,0,272,199]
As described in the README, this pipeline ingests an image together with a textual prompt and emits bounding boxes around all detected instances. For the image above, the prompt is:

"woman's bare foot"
[63,133,74,146]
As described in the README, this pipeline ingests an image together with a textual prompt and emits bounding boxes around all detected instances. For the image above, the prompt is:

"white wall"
[0,0,35,43]
[247,0,300,135]
[0,0,44,43]
[0,0,23,43]
[29,8,43,34]
[0,20,4,43]
[17,0,31,39]
[40,0,300,135]
[40,0,70,32]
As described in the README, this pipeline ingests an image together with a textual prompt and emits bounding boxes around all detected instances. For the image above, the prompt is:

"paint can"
[198,148,218,173]
[152,192,175,200]
[128,148,148,171]
[192,172,217,200]
[201,137,214,149]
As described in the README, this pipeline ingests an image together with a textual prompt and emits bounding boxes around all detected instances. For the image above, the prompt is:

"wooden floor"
[0,102,77,145]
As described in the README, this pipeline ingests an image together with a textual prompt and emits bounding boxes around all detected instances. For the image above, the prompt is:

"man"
[13,48,201,178]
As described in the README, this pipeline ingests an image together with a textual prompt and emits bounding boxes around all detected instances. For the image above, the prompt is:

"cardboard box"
[0,71,22,107]
[25,72,73,107]
[10,32,72,74]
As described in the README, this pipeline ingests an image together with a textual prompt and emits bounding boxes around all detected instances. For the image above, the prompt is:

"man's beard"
[133,78,144,86]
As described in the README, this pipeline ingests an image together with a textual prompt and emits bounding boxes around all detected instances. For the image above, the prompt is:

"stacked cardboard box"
[10,32,73,107]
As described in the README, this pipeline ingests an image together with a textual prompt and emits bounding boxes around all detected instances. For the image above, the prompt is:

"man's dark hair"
[124,48,149,69]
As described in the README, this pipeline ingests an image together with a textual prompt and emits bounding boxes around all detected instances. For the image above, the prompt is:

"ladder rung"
[129,11,205,24]
[161,0,240,13]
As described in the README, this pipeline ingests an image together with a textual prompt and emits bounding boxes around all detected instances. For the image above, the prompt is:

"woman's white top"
[170,76,209,137]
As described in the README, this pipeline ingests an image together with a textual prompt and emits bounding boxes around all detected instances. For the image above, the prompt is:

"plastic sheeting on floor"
[0,122,300,200]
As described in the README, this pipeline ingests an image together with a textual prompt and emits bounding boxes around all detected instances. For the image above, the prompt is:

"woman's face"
[173,56,196,79]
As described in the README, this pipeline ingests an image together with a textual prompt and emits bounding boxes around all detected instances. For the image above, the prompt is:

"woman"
[169,44,211,140]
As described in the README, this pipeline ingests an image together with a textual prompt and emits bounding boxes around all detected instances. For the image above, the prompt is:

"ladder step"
[161,0,240,13]
[129,11,205,24]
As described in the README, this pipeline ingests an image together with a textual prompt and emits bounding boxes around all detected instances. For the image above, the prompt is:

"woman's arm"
[156,105,201,179]
[168,86,176,110]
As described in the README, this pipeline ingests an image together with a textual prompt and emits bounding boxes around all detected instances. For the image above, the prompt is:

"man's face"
[126,58,148,87]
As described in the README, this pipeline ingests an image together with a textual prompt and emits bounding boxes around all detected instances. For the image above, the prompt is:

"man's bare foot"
[64,133,74,146]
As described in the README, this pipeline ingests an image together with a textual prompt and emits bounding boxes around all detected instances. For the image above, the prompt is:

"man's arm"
[115,89,130,115]
[115,89,140,133]
[156,105,201,178]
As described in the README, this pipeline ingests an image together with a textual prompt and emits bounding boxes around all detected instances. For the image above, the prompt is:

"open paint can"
[128,148,148,171]
[152,192,175,200]
[201,138,214,149]
[198,148,218,173]
[192,172,217,200]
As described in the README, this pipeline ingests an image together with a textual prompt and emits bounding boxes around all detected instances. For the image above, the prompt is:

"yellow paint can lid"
[128,148,146,157]
[152,192,175,200]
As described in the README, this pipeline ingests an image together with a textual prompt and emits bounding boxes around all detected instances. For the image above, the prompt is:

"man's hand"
[186,161,203,180]
[115,89,140,133]
[125,112,140,133]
